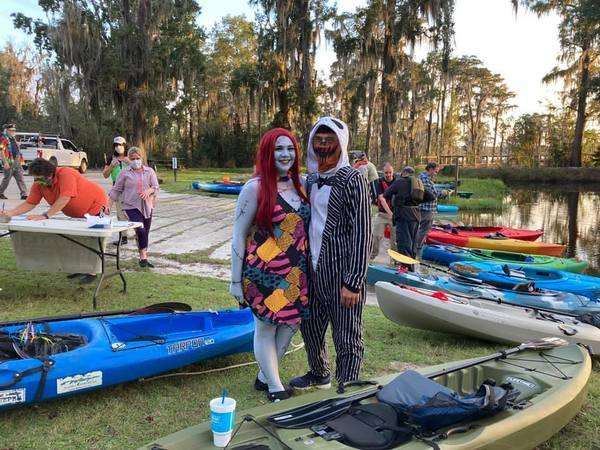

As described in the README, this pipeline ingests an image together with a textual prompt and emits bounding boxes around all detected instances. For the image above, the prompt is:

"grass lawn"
[0,240,598,449]
[157,168,509,212]
[157,167,252,195]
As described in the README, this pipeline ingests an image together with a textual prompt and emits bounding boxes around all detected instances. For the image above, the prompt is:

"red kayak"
[431,226,543,241]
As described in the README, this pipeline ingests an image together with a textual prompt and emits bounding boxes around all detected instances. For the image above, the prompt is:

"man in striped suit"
[290,117,371,389]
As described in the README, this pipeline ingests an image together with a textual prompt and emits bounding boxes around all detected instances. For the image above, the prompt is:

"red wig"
[254,128,307,235]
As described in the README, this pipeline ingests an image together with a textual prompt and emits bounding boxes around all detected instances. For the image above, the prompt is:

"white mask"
[130,159,142,169]
[274,136,295,177]
[115,145,125,155]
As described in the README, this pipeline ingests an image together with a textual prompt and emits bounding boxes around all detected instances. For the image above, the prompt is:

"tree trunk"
[380,0,397,164]
[365,74,377,159]
[570,44,590,167]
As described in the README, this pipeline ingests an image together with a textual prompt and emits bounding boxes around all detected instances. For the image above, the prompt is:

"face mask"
[130,159,142,169]
[313,134,341,173]
[114,145,125,155]
[273,136,296,176]
[35,177,52,187]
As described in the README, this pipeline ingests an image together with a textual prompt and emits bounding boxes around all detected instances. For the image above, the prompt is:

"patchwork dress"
[242,195,310,325]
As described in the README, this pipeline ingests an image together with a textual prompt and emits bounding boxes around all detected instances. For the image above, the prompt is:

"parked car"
[15,132,89,173]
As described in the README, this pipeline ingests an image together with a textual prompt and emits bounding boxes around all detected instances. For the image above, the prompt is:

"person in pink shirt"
[108,147,159,268]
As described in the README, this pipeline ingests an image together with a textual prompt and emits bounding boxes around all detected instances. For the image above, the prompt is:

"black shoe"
[0,194,7,199]
[254,377,269,392]
[67,273,84,279]
[139,259,154,268]
[112,236,128,246]
[267,387,294,402]
[79,274,98,284]
[289,372,332,390]
[20,195,27,200]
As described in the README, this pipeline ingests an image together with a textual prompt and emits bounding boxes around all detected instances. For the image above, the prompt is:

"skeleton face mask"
[313,132,340,172]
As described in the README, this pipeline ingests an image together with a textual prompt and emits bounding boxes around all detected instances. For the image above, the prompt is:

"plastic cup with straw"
[210,387,236,447]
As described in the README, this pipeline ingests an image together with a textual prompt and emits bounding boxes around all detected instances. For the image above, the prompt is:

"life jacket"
[409,176,425,203]
[376,370,519,432]
[376,179,393,211]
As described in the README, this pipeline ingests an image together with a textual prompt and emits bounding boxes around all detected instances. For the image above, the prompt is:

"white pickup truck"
[16,133,89,173]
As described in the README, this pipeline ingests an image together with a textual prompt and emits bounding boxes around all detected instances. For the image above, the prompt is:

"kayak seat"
[322,403,413,450]
[512,282,535,292]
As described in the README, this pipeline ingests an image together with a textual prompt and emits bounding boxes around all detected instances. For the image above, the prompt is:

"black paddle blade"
[267,388,379,429]
[129,302,192,315]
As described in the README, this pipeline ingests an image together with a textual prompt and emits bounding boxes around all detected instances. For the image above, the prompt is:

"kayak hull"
[0,309,254,410]
[427,229,565,257]
[367,264,600,315]
[451,262,600,301]
[437,204,459,213]
[139,343,591,450]
[432,226,543,241]
[375,281,600,354]
[192,181,243,195]
[423,244,588,273]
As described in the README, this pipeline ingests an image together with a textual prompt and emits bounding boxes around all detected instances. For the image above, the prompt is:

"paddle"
[268,337,568,429]
[387,248,472,278]
[0,302,192,327]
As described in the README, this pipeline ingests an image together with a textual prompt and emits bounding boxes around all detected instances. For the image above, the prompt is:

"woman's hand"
[27,214,47,221]
[229,282,245,306]
[139,188,154,200]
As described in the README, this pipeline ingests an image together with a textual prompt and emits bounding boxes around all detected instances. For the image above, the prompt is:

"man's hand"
[27,214,47,221]
[341,286,360,308]
[441,189,448,198]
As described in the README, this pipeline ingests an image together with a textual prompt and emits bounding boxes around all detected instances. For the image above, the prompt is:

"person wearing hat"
[370,162,396,260]
[383,166,435,269]
[290,117,371,390]
[102,136,130,245]
[352,151,378,183]
[0,123,28,200]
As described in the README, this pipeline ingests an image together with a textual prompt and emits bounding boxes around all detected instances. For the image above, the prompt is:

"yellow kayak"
[427,229,565,257]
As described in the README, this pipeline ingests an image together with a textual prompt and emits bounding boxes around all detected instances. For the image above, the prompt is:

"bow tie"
[316,176,335,189]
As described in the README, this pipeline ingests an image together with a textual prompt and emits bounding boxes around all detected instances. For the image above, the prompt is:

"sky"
[0,0,562,117]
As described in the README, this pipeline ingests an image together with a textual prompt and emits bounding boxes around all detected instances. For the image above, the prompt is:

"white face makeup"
[274,135,295,177]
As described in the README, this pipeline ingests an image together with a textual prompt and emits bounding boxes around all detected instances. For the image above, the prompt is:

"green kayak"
[140,344,591,450]
[423,244,589,273]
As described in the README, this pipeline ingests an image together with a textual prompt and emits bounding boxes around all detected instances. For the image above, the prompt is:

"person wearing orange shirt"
[0,158,108,284]
[0,158,108,221]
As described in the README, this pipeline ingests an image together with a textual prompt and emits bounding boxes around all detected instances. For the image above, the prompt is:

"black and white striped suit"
[302,165,372,384]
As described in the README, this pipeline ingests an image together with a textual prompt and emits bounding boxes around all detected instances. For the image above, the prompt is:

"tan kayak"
[139,343,591,450]
[375,281,600,355]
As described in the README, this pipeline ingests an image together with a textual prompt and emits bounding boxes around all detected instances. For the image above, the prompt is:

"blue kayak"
[423,244,589,273]
[367,264,600,315]
[192,181,243,195]
[437,204,459,213]
[0,308,254,410]
[450,262,600,301]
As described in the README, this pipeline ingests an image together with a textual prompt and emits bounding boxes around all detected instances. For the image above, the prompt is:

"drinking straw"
[221,387,227,404]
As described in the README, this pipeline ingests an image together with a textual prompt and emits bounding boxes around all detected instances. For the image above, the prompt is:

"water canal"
[448,184,600,275]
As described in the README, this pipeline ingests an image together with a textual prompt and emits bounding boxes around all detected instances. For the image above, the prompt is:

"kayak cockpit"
[0,323,88,361]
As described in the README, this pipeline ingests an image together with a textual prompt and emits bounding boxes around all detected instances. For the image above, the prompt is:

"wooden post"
[454,156,460,195]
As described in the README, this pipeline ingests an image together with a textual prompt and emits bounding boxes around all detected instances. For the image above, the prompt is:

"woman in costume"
[230,128,309,402]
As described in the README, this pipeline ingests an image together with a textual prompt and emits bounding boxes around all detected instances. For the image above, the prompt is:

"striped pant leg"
[330,291,365,384]
[300,292,332,378]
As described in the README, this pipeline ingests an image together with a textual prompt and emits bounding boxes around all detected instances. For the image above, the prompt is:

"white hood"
[306,116,350,175]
